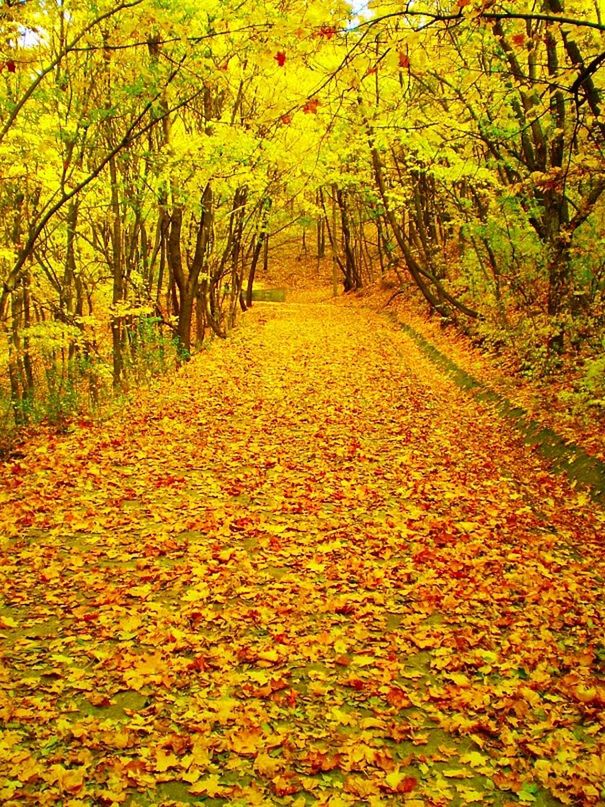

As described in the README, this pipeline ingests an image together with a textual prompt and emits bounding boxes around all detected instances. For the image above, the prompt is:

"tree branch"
[0,0,145,145]
[1,82,204,320]
[353,9,605,34]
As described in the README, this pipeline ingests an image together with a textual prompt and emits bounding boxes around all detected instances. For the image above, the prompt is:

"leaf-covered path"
[1,301,605,806]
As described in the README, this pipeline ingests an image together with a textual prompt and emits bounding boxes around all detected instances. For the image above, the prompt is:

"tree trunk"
[109,155,124,388]
[245,198,271,307]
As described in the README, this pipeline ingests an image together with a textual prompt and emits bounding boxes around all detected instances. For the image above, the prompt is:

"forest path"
[1,300,604,806]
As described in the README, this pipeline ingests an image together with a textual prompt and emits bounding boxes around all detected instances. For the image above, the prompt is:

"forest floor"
[354,282,605,466]
[1,297,605,807]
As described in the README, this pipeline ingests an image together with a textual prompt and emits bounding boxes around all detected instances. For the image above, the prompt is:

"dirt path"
[1,301,604,806]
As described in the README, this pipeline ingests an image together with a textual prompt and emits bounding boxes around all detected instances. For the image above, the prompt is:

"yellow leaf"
[334,638,348,654]
[130,584,152,598]
[308,559,325,572]
[122,653,167,691]
[448,672,470,686]
[61,768,85,793]
[119,615,142,634]
[329,707,356,725]
[351,654,375,666]
[348,743,377,765]
[183,585,210,602]
[258,647,279,663]
[190,739,212,769]
[585,753,605,777]
[51,654,73,664]
[188,774,229,797]
[209,697,238,722]
[254,752,281,777]
[155,750,180,772]
[455,786,485,804]
[459,751,489,768]
[384,769,406,789]
[229,728,263,755]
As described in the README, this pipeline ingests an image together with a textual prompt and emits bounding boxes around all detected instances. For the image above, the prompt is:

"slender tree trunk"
[177,183,214,354]
[246,198,271,307]
[109,156,124,388]
[316,204,325,260]
[336,187,359,291]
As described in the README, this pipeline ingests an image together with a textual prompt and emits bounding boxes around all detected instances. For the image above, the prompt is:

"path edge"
[384,312,605,506]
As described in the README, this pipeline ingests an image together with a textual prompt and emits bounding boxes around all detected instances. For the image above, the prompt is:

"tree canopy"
[1,0,604,427]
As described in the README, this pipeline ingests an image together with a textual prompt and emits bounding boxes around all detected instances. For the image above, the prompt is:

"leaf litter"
[0,300,604,806]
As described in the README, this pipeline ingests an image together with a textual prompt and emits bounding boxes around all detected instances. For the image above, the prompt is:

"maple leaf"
[384,686,411,708]
[229,727,264,755]
[254,752,282,778]
[189,775,231,797]
[345,774,381,797]
[317,25,336,39]
[304,750,342,773]
[275,52,286,67]
[271,774,302,797]
[155,749,180,772]
[303,98,319,114]
[48,765,85,793]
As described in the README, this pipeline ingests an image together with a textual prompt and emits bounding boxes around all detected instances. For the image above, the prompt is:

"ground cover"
[1,299,604,806]
[355,279,605,464]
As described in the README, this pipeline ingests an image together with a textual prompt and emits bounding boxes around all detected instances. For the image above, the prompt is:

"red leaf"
[342,676,365,690]
[154,475,178,487]
[6,60,16,73]
[512,33,526,47]
[271,774,301,796]
[281,113,292,125]
[385,686,411,708]
[413,548,433,564]
[398,52,410,69]
[275,51,286,67]
[303,98,319,114]
[397,777,417,794]
[305,751,341,773]
[318,25,336,39]
[188,656,210,672]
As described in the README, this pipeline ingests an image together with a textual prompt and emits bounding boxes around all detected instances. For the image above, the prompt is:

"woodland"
[1,1,605,806]
[0,0,604,426]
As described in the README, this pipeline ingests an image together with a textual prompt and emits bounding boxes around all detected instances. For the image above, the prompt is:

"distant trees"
[1,0,604,433]
[0,0,346,428]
